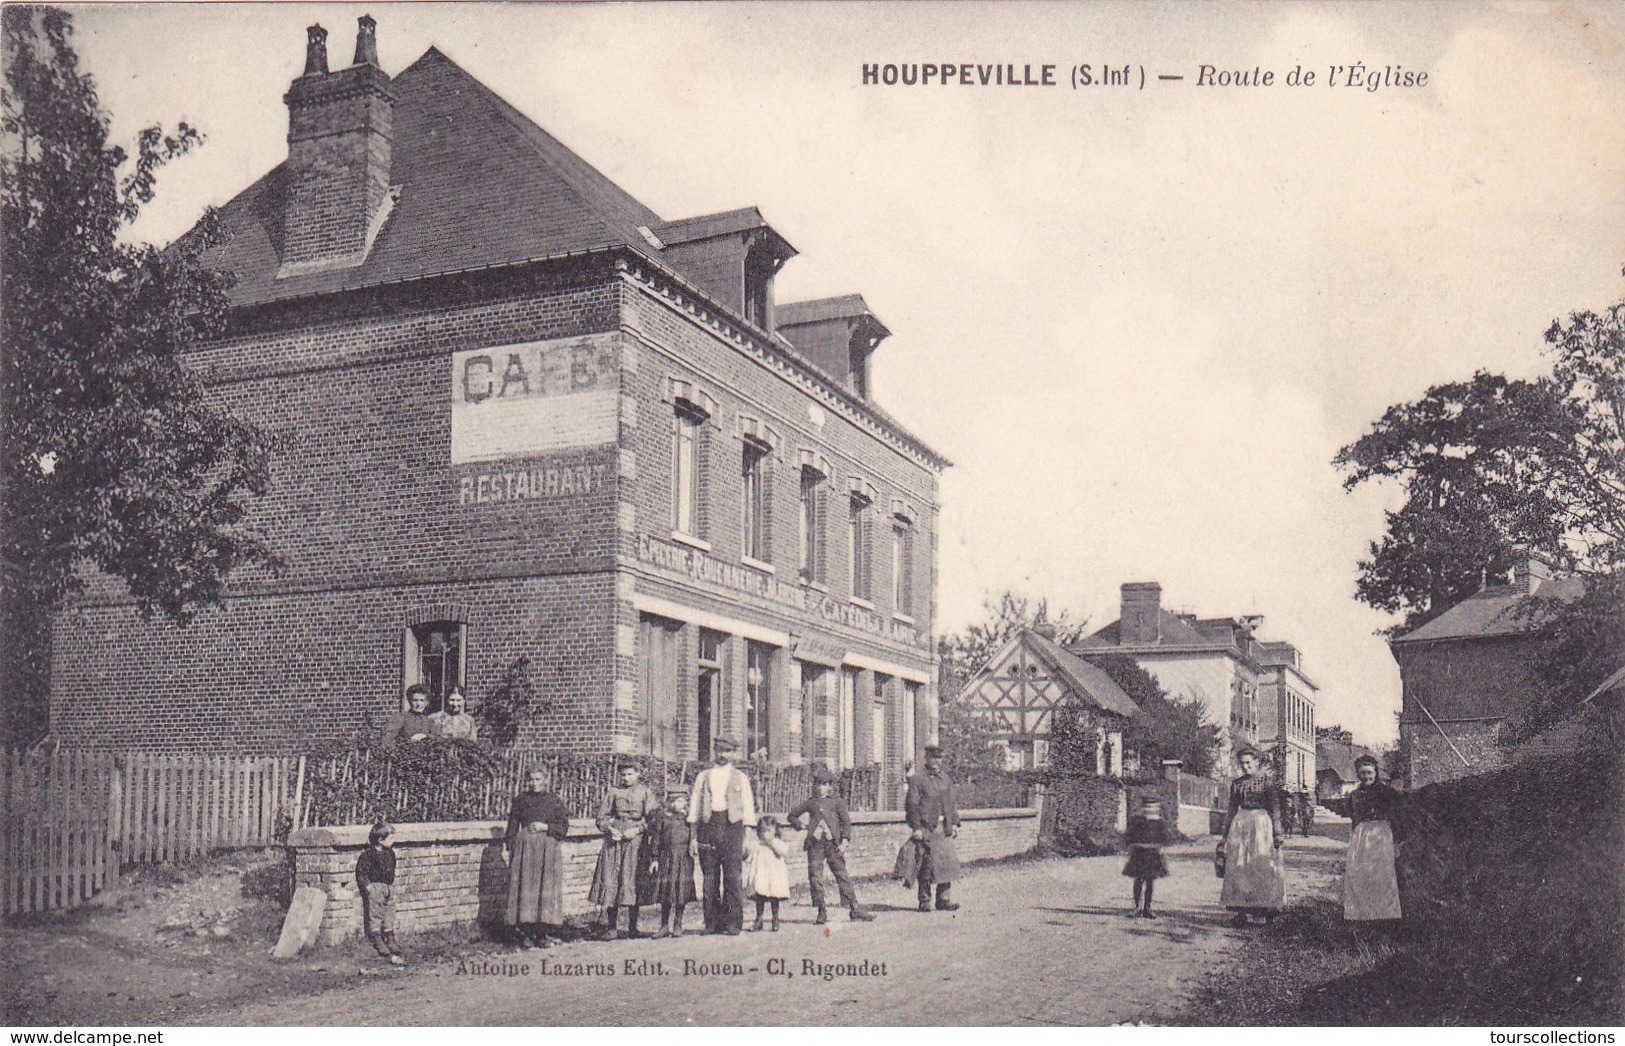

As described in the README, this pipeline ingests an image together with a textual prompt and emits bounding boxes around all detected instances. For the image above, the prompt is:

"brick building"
[1390,554,1582,788]
[46,20,947,798]
[1075,582,1318,784]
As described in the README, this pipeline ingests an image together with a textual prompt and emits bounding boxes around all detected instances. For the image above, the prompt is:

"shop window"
[903,681,920,766]
[639,614,683,760]
[839,667,858,770]
[746,641,774,760]
[801,663,831,762]
[871,673,891,765]
[696,629,725,761]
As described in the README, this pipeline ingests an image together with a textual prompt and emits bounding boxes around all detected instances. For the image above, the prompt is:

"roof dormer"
[654,208,795,330]
[775,295,891,400]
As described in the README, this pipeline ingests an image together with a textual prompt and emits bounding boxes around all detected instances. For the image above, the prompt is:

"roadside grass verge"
[1186,748,1622,1025]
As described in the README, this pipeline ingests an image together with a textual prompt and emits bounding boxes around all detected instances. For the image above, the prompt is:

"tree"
[1333,372,1584,630]
[1336,276,1625,737]
[1080,652,1221,777]
[1316,724,1353,745]
[937,591,1088,699]
[1,7,273,744]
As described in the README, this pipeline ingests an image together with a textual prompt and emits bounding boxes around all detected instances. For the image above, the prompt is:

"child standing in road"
[1123,796,1171,919]
[356,821,406,965]
[746,815,791,931]
[642,787,698,938]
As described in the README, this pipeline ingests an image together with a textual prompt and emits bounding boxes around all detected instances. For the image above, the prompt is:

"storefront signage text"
[636,534,926,649]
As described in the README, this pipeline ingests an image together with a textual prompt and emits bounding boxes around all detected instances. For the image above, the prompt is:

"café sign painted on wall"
[451,334,618,464]
[636,534,927,650]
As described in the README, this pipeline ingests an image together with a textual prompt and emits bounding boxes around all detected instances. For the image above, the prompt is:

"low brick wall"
[289,807,1040,945]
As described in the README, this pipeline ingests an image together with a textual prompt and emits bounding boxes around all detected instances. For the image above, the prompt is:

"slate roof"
[1391,576,1586,645]
[656,207,781,246]
[1026,630,1142,719]
[1315,740,1374,784]
[777,295,884,328]
[185,44,952,471]
[1076,610,1229,652]
[197,47,672,308]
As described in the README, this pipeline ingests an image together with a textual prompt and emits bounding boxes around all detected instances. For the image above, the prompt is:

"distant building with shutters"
[46,18,947,804]
[1076,582,1319,787]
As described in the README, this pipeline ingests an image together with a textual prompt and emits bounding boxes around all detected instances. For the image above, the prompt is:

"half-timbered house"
[959,626,1139,771]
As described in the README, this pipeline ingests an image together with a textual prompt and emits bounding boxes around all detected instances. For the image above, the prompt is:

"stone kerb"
[289,807,1039,945]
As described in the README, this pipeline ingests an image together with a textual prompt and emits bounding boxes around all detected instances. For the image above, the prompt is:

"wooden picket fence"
[2,746,893,918]
[2,749,119,917]
[114,753,298,865]
[1,749,301,918]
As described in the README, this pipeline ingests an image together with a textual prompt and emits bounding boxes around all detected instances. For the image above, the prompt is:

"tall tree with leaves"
[1,7,273,744]
[1080,652,1221,778]
[1336,277,1624,736]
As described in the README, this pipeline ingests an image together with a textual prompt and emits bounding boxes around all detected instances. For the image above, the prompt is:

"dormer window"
[744,240,777,329]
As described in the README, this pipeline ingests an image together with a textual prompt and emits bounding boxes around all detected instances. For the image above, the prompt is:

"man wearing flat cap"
[905,744,962,912]
[687,736,757,935]
[789,764,874,924]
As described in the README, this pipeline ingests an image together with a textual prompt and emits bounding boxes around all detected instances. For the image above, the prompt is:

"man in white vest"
[687,736,757,935]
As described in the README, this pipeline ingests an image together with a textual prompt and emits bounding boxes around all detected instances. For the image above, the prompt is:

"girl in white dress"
[746,815,791,931]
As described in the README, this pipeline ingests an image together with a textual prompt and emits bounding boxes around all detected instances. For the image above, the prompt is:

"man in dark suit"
[789,765,875,924]
[905,745,962,912]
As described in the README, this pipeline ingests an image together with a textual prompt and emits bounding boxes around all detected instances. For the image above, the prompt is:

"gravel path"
[206,836,1344,1026]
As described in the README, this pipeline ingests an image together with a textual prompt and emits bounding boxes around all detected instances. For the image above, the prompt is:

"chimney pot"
[1119,582,1163,645]
[302,24,329,77]
[353,15,379,67]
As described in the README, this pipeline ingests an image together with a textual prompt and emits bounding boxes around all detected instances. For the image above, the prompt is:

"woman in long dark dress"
[1323,754,1403,921]
[588,764,659,939]
[1220,745,1286,927]
[504,768,571,949]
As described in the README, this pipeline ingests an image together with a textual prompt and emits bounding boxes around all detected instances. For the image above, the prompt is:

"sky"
[62,1,1625,747]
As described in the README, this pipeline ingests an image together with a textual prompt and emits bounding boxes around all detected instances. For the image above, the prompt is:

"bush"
[296,739,889,826]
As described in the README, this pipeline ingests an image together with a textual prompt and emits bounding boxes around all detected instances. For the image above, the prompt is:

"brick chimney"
[280,16,397,277]
[1119,582,1162,645]
[1512,551,1555,595]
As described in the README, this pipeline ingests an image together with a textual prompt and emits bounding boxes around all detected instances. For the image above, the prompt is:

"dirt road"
[209,836,1344,1026]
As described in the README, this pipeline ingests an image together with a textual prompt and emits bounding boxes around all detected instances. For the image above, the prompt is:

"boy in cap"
[789,765,874,924]
[356,821,406,965]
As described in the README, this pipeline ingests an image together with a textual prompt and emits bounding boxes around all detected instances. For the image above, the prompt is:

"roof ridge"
[403,46,662,257]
